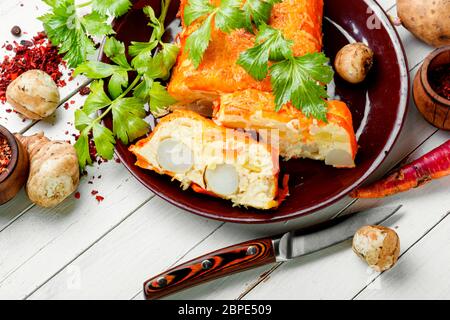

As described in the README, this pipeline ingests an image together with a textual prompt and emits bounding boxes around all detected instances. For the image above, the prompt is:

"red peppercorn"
[79,86,91,96]
[11,26,22,37]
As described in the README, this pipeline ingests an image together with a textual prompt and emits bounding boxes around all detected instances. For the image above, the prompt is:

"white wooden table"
[0,0,449,300]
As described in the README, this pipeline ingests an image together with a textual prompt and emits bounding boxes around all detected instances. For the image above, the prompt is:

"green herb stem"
[159,0,172,25]
[94,75,142,124]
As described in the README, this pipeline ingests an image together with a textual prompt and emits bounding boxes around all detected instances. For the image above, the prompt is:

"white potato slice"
[157,138,194,173]
[205,164,239,196]
[325,149,354,168]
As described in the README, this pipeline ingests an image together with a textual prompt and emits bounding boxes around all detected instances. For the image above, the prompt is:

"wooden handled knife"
[143,205,402,300]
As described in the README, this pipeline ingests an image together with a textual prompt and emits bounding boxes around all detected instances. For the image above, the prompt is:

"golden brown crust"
[168,0,324,104]
[213,89,358,161]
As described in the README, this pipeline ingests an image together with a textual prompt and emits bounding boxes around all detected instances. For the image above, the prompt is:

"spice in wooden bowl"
[0,125,29,205]
[0,135,12,175]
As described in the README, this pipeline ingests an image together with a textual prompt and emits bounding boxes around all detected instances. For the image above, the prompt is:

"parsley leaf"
[184,0,215,26]
[270,53,334,121]
[237,24,293,80]
[92,0,132,18]
[242,0,277,31]
[111,97,150,144]
[92,123,116,160]
[82,80,112,115]
[74,129,92,168]
[74,109,94,131]
[184,0,247,67]
[81,12,115,37]
[108,70,129,99]
[215,0,246,33]
[39,0,96,68]
[39,0,118,68]
[185,13,214,68]
[104,37,131,69]
[133,74,154,100]
[149,82,177,117]
[73,61,122,79]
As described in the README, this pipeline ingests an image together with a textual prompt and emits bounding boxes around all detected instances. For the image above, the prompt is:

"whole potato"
[6,70,60,120]
[334,43,374,84]
[397,0,450,47]
[353,225,400,272]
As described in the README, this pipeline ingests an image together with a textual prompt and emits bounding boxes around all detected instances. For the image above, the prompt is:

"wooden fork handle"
[143,238,276,300]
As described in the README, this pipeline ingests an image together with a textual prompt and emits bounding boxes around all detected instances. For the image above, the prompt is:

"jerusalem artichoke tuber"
[16,132,80,208]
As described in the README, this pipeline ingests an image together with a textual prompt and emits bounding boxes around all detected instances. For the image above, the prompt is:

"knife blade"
[274,205,402,261]
[143,205,402,300]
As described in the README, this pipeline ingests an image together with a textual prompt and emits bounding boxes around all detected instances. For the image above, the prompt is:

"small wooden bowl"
[0,125,29,205]
[413,46,450,130]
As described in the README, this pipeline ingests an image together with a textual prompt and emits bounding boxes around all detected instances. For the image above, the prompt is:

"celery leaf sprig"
[237,24,334,121]
[184,0,278,68]
[72,3,178,169]
[39,0,132,68]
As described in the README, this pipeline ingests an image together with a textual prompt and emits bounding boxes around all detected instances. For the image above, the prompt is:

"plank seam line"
[0,203,35,233]
[351,210,450,300]
[386,3,396,12]
[23,193,156,300]
[237,262,284,300]
[234,128,440,299]
[129,222,227,300]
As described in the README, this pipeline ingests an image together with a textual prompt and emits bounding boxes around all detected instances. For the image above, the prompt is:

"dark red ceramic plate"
[103,0,409,224]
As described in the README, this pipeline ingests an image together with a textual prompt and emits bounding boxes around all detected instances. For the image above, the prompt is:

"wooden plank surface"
[1,0,449,300]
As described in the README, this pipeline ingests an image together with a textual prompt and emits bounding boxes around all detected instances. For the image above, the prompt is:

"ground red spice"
[0,32,66,104]
[74,192,81,199]
[0,136,12,174]
[429,64,450,101]
[95,195,105,203]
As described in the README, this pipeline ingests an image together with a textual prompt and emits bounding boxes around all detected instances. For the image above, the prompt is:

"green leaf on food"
[242,0,280,32]
[81,11,115,37]
[111,97,150,144]
[92,123,116,160]
[215,0,246,33]
[269,53,334,121]
[149,82,177,117]
[237,24,293,80]
[92,0,132,18]
[185,14,214,68]
[184,0,215,26]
